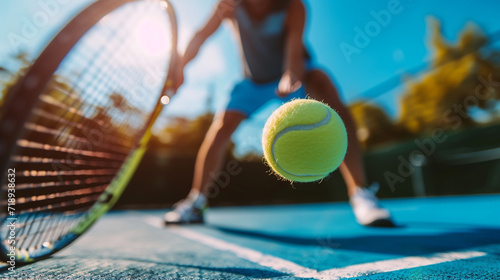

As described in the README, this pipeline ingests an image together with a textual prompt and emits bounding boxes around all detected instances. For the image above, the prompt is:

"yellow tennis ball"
[262,99,348,182]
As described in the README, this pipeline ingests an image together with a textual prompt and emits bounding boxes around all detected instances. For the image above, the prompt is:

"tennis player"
[165,0,394,227]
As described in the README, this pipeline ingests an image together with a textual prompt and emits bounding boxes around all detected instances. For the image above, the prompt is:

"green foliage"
[0,52,30,109]
[150,113,214,156]
[349,101,410,149]
[350,17,500,149]
[398,17,500,134]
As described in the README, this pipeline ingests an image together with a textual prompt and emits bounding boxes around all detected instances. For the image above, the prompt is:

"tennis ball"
[262,99,348,182]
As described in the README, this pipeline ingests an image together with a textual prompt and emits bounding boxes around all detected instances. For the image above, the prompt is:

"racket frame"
[0,0,178,263]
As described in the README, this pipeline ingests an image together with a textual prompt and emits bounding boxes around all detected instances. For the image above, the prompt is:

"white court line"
[303,251,487,280]
[144,215,167,228]
[144,216,316,276]
[171,227,317,276]
[143,216,488,280]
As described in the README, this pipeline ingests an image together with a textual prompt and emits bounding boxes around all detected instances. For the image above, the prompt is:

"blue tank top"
[234,0,292,83]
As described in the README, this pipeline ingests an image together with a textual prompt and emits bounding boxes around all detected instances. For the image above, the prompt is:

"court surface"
[2,194,500,279]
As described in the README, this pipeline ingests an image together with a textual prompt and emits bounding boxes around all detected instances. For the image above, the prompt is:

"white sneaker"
[164,192,207,225]
[350,184,395,227]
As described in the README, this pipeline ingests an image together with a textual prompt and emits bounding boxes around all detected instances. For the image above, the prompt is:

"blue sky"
[1,0,499,156]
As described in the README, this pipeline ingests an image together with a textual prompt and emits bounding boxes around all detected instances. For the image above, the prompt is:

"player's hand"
[217,0,239,18]
[276,70,302,97]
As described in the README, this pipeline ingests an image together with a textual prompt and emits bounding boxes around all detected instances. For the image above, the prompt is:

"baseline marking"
[144,216,316,276]
[302,250,487,280]
[143,216,488,279]
[170,227,317,276]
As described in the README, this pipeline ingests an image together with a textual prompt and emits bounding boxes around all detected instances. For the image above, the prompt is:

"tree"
[0,52,30,108]
[150,113,214,156]
[349,101,410,149]
[349,18,500,149]
[398,18,500,134]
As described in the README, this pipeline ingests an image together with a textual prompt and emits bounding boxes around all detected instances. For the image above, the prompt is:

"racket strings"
[30,3,151,153]
[11,2,152,189]
[65,4,160,132]
[35,14,145,151]
[30,108,135,153]
[1,0,172,255]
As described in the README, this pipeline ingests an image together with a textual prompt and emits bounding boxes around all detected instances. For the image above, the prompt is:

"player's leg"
[164,110,246,224]
[192,111,246,195]
[164,79,274,225]
[304,68,394,227]
[304,69,365,196]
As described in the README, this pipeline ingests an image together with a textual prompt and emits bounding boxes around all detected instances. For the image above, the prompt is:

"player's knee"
[212,117,238,139]
[217,124,235,140]
[202,122,233,152]
[306,69,331,92]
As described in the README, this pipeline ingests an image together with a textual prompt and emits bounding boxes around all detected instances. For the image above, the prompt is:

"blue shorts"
[225,61,316,117]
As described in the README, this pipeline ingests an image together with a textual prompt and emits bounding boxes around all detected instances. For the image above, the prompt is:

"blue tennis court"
[1,0,500,279]
[2,194,499,279]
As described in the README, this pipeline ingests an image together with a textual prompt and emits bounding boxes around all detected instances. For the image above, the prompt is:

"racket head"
[0,0,177,263]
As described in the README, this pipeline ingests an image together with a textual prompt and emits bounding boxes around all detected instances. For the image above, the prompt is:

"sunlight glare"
[135,17,170,57]
[160,95,170,105]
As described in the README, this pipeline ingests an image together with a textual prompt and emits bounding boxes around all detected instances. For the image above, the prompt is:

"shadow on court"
[210,223,500,256]
[0,258,290,280]
[1,195,499,279]
[45,255,288,279]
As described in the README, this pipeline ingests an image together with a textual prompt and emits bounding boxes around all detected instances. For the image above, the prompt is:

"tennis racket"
[0,0,178,263]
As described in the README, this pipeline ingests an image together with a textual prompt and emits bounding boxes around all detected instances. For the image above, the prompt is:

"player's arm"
[173,0,234,89]
[278,0,306,96]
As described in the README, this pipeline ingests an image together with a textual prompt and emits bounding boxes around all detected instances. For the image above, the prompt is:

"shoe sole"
[164,219,204,226]
[363,218,396,227]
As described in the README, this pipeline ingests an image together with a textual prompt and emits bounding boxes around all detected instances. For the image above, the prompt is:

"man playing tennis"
[165,0,394,227]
